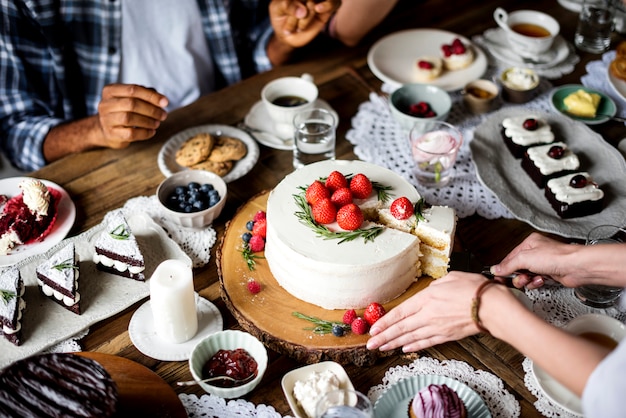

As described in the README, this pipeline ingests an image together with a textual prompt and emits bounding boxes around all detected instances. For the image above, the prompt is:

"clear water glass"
[293,108,336,169]
[575,0,616,53]
[409,120,462,187]
[315,389,373,418]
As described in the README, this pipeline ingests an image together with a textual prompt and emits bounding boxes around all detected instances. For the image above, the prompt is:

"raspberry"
[253,210,266,222]
[252,218,267,238]
[312,198,337,224]
[363,302,386,326]
[247,279,261,294]
[441,44,452,57]
[325,171,348,192]
[336,204,363,231]
[330,187,353,208]
[351,317,368,335]
[342,309,357,325]
[305,180,330,206]
[417,60,434,70]
[349,174,373,199]
[390,197,414,220]
[248,235,265,252]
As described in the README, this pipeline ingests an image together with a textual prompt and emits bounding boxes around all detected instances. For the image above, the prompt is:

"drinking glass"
[315,389,373,418]
[293,108,336,169]
[575,0,616,54]
[573,225,626,308]
[409,120,462,187]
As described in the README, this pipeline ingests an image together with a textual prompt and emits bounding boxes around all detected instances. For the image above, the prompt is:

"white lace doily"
[581,50,626,121]
[347,72,556,219]
[180,393,290,418]
[522,358,582,418]
[472,29,580,80]
[368,356,520,417]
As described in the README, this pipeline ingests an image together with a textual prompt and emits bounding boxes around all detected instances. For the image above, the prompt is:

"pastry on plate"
[36,242,81,315]
[440,38,474,71]
[521,142,580,188]
[414,56,443,82]
[0,267,26,346]
[544,172,604,218]
[501,115,555,158]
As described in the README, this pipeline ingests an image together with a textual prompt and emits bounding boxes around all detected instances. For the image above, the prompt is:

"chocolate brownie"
[545,172,604,218]
[521,142,580,188]
[501,115,555,158]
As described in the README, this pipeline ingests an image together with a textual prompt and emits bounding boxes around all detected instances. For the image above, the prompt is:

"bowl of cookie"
[156,169,227,229]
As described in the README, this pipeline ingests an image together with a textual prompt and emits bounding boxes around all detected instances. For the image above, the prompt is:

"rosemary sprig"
[292,312,350,335]
[372,181,393,204]
[414,198,426,222]
[109,224,130,240]
[1,290,16,305]
[52,258,78,271]
[293,193,384,244]
[240,243,264,271]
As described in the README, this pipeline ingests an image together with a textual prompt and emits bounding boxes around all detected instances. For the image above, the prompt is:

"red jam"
[202,348,258,387]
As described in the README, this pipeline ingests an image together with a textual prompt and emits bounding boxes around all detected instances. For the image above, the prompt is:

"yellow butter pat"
[563,89,601,118]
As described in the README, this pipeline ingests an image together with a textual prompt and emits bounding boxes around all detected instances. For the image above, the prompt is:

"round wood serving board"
[76,352,186,418]
[217,191,434,366]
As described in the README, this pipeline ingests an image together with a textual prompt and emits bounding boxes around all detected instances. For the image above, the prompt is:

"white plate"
[367,29,487,91]
[373,375,491,418]
[471,107,626,239]
[0,177,76,266]
[0,211,192,370]
[281,361,354,418]
[129,293,223,361]
[531,361,583,416]
[158,124,260,182]
[607,67,626,102]
[558,0,583,12]
[482,28,572,70]
[244,99,338,150]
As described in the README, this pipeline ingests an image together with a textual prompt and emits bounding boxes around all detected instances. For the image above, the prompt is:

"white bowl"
[281,361,354,418]
[188,330,268,398]
[389,83,451,130]
[156,170,227,229]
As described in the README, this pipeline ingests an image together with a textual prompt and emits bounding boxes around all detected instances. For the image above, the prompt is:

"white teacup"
[261,74,318,138]
[493,7,560,55]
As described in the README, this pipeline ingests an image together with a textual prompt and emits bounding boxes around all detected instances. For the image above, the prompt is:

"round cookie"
[191,159,234,177]
[175,133,215,167]
[207,136,247,163]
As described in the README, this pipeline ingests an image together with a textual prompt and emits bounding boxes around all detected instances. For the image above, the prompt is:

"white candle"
[149,259,198,343]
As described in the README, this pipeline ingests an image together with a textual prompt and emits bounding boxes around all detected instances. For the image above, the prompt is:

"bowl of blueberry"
[157,170,227,228]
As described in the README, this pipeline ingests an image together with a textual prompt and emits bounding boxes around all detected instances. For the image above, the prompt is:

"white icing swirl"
[20,179,50,218]
[527,142,580,175]
[546,172,604,204]
[502,116,554,146]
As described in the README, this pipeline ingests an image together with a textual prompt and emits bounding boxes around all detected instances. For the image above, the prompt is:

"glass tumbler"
[315,389,373,418]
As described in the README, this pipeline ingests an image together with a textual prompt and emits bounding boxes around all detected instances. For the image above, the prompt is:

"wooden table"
[29,0,625,416]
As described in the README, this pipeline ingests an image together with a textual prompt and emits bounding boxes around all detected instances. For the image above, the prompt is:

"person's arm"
[329,0,400,46]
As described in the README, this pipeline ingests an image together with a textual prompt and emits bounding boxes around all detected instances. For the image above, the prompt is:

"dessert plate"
[607,67,626,102]
[158,124,260,182]
[243,99,338,150]
[531,361,583,416]
[367,28,487,91]
[129,293,223,361]
[373,375,491,418]
[550,84,617,125]
[471,107,626,240]
[281,361,354,418]
[0,177,76,266]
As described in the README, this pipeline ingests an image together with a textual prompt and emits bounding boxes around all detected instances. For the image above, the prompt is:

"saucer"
[244,99,338,151]
[531,360,582,416]
[550,84,617,125]
[482,28,571,70]
[128,293,223,361]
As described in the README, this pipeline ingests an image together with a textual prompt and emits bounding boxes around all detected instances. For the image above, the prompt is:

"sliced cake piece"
[0,267,26,346]
[92,211,145,281]
[545,172,604,219]
[36,242,81,315]
[521,142,580,188]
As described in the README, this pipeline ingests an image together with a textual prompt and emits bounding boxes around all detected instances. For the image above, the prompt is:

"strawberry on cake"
[264,160,456,310]
[0,179,61,255]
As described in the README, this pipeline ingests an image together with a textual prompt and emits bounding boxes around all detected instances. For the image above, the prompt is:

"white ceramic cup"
[493,7,560,55]
[261,74,318,138]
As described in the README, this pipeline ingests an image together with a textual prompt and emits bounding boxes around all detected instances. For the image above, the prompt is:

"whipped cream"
[527,142,580,175]
[502,68,539,90]
[502,116,554,146]
[0,230,22,256]
[546,172,604,204]
[20,179,50,218]
[293,370,341,418]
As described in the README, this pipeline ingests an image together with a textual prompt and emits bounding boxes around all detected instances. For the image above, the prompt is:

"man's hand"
[269,0,340,48]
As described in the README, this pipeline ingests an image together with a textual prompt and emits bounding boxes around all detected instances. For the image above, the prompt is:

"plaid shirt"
[0,0,273,171]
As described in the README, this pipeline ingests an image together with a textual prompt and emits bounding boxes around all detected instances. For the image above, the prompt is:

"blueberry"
[188,182,201,191]
[174,186,186,196]
[246,220,255,231]
[183,204,193,213]
[242,232,252,243]
[331,324,345,337]
[200,183,214,193]
[192,200,207,211]
[209,195,220,207]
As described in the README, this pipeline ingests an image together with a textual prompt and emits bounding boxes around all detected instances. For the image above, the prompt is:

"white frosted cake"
[265,160,456,310]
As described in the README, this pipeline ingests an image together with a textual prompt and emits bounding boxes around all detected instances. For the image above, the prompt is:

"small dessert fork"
[177,373,255,387]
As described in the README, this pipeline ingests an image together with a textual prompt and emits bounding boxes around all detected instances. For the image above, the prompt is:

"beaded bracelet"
[471,280,501,334]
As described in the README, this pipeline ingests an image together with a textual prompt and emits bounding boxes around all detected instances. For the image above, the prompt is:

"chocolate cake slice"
[545,172,604,218]
[0,353,118,417]
[501,115,555,158]
[92,210,145,281]
[36,242,80,315]
[0,267,26,346]
[521,142,580,188]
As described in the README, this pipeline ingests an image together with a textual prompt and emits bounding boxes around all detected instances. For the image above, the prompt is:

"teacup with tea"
[261,74,318,138]
[493,8,560,55]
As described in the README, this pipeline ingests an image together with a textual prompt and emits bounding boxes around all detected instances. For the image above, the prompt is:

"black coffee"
[272,95,308,107]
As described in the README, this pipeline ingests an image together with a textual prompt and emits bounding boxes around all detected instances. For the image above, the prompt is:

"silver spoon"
[237,122,293,147]
[177,373,255,387]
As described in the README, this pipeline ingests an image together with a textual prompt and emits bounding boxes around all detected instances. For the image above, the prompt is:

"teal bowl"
[389,84,451,131]
[550,84,617,125]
